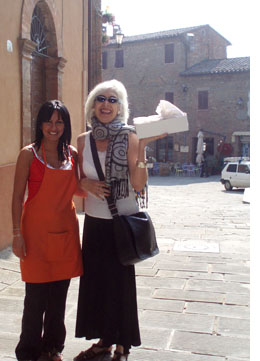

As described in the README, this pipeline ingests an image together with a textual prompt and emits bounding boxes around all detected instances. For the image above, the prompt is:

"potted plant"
[102,33,110,45]
[102,11,115,24]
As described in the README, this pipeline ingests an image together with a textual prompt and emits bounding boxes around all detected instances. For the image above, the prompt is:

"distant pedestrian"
[200,152,209,177]
[12,100,84,361]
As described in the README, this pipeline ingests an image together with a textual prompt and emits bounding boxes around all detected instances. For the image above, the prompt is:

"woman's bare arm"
[128,132,167,192]
[12,147,33,259]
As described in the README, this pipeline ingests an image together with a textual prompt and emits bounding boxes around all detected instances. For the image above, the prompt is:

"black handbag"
[90,133,159,266]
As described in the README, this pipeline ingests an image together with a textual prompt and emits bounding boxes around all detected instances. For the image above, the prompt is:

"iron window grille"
[30,6,49,56]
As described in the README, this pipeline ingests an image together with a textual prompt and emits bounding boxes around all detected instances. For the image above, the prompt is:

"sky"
[101,0,253,58]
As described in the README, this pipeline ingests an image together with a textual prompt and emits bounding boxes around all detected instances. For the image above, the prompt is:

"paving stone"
[130,348,225,361]
[136,275,185,289]
[0,286,25,298]
[185,302,249,319]
[0,331,19,360]
[211,264,249,275]
[135,268,158,276]
[0,297,24,314]
[139,310,214,333]
[137,297,185,313]
[157,269,224,281]
[220,240,250,255]
[137,287,153,297]
[0,269,20,285]
[225,293,249,306]
[156,260,209,272]
[0,311,21,334]
[170,330,250,358]
[154,288,225,303]
[217,317,250,337]
[138,326,172,349]
[186,279,249,295]
[224,274,250,283]
[0,259,20,272]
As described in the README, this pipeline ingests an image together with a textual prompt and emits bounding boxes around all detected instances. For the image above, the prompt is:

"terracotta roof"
[107,24,230,45]
[180,57,250,76]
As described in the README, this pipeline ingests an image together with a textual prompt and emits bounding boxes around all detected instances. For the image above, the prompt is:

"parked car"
[220,160,250,191]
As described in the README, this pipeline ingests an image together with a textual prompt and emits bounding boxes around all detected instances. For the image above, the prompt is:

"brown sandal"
[112,351,129,361]
[73,343,112,361]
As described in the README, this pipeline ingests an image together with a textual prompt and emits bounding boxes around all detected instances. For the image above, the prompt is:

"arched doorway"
[30,2,57,141]
[20,0,66,146]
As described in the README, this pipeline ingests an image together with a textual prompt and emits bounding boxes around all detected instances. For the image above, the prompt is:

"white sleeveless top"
[82,131,139,219]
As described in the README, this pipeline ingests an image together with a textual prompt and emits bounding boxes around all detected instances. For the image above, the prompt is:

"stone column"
[45,56,67,101]
[19,38,37,147]
[57,57,67,100]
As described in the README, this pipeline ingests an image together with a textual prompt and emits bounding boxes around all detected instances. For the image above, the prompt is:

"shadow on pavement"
[148,175,220,187]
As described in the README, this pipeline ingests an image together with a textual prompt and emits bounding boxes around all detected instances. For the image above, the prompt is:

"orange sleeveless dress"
[20,145,83,283]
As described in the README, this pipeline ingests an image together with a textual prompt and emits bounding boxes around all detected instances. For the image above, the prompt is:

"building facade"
[0,0,102,249]
[102,25,250,166]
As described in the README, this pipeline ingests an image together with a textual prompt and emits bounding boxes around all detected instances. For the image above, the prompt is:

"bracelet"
[136,160,148,169]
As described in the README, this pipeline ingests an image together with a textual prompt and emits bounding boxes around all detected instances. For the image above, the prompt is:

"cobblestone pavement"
[0,175,250,361]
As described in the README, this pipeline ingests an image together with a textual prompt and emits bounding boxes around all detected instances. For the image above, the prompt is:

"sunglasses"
[95,95,119,104]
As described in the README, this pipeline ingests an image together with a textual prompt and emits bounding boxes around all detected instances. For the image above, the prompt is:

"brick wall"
[102,26,249,164]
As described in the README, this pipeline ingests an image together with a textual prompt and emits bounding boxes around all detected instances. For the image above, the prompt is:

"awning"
[231,131,250,143]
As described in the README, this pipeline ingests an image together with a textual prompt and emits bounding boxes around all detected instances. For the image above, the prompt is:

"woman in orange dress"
[12,100,84,361]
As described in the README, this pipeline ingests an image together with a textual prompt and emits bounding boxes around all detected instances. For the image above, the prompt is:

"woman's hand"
[80,178,110,200]
[12,233,26,261]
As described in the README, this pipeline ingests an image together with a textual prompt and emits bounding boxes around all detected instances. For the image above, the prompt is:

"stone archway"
[20,0,66,146]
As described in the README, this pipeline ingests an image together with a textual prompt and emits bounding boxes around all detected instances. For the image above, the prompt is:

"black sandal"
[112,351,129,361]
[73,343,112,361]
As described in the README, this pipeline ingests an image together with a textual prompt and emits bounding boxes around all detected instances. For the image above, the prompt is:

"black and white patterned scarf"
[91,116,136,201]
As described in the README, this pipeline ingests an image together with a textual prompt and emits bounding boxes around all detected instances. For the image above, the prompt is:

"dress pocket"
[46,231,70,262]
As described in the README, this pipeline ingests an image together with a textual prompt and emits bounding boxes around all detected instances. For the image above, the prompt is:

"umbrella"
[196,131,204,164]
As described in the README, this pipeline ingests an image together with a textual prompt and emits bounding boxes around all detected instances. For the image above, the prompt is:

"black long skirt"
[75,214,141,350]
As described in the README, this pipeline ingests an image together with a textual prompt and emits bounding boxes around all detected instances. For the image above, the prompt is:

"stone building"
[0,0,102,249]
[102,25,250,165]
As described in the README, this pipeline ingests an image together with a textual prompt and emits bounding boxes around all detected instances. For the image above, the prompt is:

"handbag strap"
[89,132,119,218]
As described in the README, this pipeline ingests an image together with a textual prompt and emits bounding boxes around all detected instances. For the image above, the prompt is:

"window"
[165,44,174,63]
[115,49,124,68]
[238,164,250,173]
[102,51,107,69]
[156,136,173,162]
[31,6,48,56]
[165,92,174,104]
[198,90,208,109]
[227,164,237,173]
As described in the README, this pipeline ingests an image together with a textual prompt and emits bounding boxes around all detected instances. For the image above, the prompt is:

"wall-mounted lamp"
[182,84,188,92]
[116,31,124,47]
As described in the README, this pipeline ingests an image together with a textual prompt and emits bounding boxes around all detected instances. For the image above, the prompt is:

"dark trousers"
[15,279,70,361]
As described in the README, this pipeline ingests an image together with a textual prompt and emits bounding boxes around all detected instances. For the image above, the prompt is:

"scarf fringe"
[135,183,148,209]
[111,179,129,200]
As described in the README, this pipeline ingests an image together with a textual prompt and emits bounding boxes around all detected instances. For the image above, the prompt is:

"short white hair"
[85,79,130,126]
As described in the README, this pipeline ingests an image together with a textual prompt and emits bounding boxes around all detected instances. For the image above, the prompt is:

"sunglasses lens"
[96,96,118,104]
[96,96,106,102]
[108,97,118,103]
